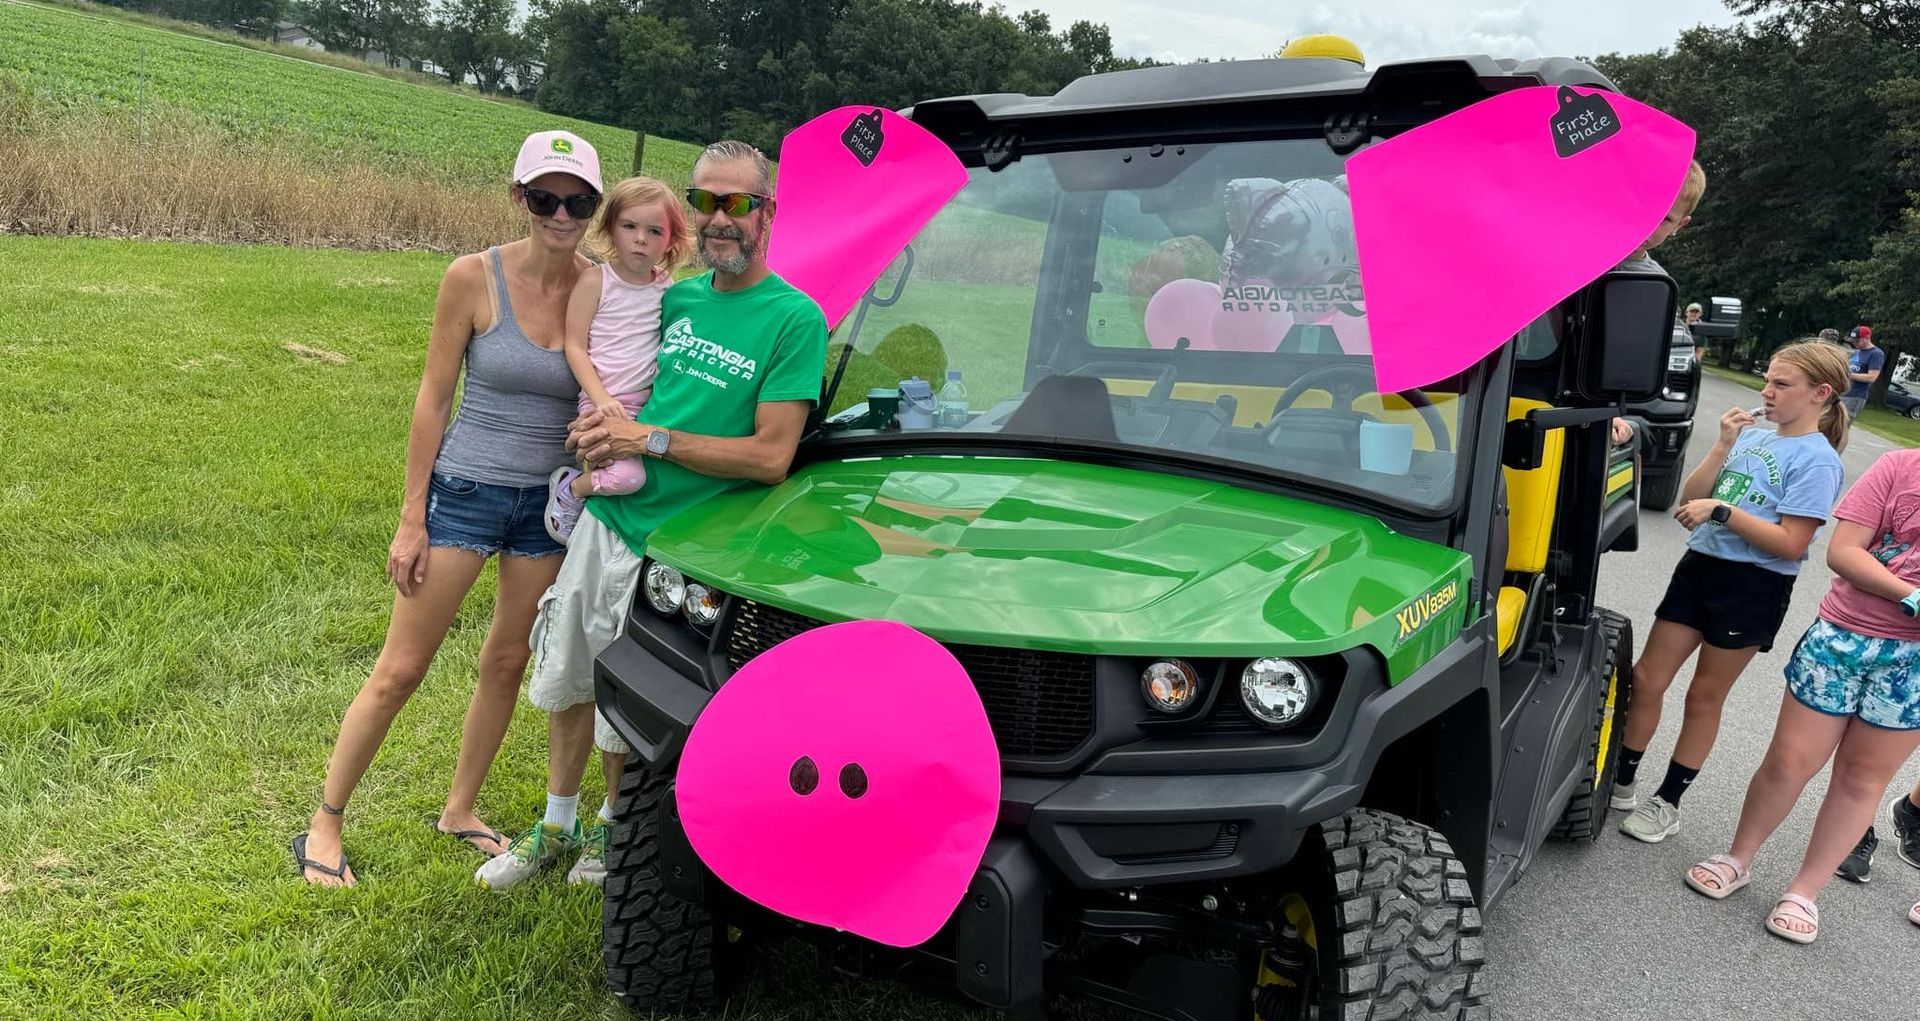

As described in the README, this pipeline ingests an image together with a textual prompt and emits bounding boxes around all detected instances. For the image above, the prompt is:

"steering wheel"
[1264,362,1452,453]
[1066,359,1179,402]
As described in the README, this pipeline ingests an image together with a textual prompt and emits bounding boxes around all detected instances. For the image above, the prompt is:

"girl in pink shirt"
[545,176,694,542]
[1684,449,1920,943]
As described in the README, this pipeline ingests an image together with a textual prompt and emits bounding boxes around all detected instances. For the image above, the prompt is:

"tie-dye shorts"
[1784,617,1920,730]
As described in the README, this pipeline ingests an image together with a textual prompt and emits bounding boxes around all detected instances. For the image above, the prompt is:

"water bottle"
[936,369,969,428]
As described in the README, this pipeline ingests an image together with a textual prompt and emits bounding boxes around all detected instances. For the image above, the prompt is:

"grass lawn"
[0,235,999,1021]
[1703,364,1920,447]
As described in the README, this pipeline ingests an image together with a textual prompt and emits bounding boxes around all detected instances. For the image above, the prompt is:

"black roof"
[905,54,1619,144]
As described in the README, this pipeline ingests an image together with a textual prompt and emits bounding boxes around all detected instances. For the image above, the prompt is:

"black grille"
[724,600,1096,757]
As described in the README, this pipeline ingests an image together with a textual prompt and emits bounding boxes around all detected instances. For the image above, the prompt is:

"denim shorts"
[424,471,565,560]
[1786,617,1920,730]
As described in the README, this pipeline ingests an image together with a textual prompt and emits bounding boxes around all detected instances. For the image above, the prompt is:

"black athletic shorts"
[1654,549,1798,652]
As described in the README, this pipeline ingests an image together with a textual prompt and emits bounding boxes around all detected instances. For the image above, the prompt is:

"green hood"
[647,456,1474,682]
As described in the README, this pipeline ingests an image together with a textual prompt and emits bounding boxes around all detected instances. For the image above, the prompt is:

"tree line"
[83,0,1918,374]
[92,0,1150,149]
[1594,0,1919,379]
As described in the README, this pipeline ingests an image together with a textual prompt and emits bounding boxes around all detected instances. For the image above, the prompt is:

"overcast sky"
[1023,0,1745,65]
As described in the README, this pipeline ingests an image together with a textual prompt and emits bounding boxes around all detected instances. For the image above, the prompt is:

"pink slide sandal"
[1766,893,1820,944]
[1683,854,1751,899]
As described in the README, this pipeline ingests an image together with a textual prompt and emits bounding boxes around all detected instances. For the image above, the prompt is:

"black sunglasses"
[521,186,601,220]
[685,188,770,217]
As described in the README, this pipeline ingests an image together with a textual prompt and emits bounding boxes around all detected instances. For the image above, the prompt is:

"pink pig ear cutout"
[1347,85,1696,393]
[674,618,1001,948]
[764,106,970,330]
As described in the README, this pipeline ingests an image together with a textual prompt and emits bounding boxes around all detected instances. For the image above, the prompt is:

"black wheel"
[1905,405,1920,420]
[1549,611,1633,842]
[602,757,743,1013]
[1638,470,1680,511]
[1252,808,1488,1020]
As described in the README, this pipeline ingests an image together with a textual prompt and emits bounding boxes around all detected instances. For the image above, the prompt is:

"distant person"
[475,140,829,891]
[1820,328,1843,346]
[293,130,606,887]
[543,176,697,543]
[1682,449,1920,944]
[1684,302,1706,363]
[1613,340,1849,845]
[1843,324,1883,421]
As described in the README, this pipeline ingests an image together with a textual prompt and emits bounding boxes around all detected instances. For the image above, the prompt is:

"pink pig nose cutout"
[674,618,1002,948]
[1346,84,1695,393]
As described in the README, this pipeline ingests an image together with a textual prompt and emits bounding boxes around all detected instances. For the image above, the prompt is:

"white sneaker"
[475,820,580,891]
[566,821,608,887]
[1620,796,1682,843]
[1610,782,1639,812]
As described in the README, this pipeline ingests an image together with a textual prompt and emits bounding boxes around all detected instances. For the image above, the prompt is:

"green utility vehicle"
[592,51,1675,1021]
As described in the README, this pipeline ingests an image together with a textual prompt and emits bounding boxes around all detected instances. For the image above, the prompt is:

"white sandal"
[1683,853,1751,900]
[1766,893,1819,945]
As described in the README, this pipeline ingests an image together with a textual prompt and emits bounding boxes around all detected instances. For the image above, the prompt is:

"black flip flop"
[431,818,506,856]
[292,832,355,885]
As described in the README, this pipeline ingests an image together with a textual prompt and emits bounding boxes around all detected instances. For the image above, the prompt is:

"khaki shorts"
[527,512,643,753]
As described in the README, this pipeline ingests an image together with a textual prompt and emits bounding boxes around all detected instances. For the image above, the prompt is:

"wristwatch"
[645,428,671,458]
[1901,588,1920,618]
[1710,503,1732,525]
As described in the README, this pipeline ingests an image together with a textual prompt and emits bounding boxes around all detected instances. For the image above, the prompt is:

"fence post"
[632,131,647,174]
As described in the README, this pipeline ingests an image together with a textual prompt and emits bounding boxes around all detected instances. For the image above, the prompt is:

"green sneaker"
[1620,795,1682,843]
[567,821,609,887]
[475,819,581,891]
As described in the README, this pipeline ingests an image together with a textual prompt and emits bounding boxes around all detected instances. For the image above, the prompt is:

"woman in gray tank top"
[295,131,607,886]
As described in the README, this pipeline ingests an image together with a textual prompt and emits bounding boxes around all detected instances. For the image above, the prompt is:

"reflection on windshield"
[815,139,1470,513]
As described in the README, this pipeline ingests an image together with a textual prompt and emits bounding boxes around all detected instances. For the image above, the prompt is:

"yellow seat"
[1496,586,1527,654]
[1497,398,1565,655]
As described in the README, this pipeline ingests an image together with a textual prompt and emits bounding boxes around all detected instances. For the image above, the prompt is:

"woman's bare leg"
[303,547,489,885]
[439,551,566,852]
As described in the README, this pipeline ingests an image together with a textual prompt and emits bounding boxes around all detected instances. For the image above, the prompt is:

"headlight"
[1241,657,1315,726]
[643,562,685,615]
[682,582,722,627]
[1140,659,1202,714]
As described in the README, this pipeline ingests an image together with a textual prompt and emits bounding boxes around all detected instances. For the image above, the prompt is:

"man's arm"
[1852,349,1884,384]
[570,400,812,486]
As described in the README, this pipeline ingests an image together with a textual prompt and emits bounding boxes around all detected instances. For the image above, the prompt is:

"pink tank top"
[589,262,668,397]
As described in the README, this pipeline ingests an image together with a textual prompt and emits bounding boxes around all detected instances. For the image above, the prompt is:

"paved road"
[1488,372,1920,1020]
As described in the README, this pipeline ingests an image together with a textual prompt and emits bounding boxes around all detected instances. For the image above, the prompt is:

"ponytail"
[1818,395,1850,454]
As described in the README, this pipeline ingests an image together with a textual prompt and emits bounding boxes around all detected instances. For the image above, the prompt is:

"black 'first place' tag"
[842,109,884,166]
[1550,86,1621,158]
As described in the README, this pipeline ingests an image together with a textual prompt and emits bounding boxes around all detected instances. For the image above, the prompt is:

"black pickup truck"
[1627,296,1740,510]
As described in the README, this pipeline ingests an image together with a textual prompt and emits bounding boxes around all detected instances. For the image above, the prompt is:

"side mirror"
[1695,294,1742,341]
[1574,270,1676,402]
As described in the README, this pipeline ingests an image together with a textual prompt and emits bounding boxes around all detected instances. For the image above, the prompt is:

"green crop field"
[0,0,700,190]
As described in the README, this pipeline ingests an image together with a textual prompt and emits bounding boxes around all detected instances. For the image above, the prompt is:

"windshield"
[815,137,1477,513]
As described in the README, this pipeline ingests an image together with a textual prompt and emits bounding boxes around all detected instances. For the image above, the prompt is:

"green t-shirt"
[587,270,827,555]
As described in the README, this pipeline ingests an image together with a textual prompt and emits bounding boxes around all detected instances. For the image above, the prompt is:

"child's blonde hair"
[1676,159,1707,217]
[584,175,696,274]
[1769,338,1851,453]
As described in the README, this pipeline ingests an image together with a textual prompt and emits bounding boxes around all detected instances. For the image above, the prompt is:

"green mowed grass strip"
[0,236,1006,1020]
[0,0,697,190]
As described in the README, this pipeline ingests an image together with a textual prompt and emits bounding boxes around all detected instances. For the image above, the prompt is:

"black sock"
[1655,761,1701,806]
[1617,746,1647,787]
